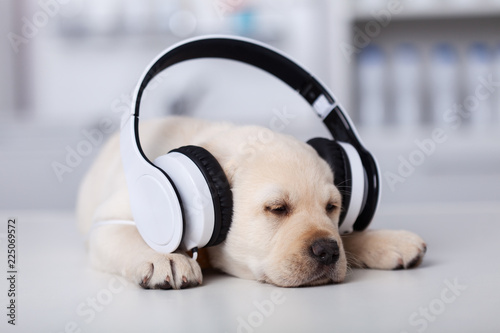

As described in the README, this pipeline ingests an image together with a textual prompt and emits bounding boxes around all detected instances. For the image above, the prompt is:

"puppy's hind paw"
[137,253,203,290]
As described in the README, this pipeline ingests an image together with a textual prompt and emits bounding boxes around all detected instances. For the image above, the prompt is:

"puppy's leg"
[342,230,427,270]
[88,225,202,289]
[87,189,202,289]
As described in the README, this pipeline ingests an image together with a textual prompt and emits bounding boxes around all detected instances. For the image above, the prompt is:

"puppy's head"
[207,127,347,287]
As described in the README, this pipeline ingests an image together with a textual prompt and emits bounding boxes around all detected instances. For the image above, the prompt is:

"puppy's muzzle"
[310,239,339,266]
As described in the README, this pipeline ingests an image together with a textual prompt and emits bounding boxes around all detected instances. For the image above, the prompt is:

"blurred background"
[1,0,499,213]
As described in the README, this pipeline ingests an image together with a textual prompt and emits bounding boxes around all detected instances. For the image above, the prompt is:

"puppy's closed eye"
[326,203,338,214]
[265,203,290,217]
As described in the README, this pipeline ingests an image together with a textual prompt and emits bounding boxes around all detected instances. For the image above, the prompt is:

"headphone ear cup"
[307,138,352,226]
[170,145,233,247]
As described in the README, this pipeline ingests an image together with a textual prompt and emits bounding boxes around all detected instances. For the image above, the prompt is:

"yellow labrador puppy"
[77,117,426,289]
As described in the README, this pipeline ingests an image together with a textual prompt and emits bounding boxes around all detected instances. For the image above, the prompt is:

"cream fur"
[77,116,426,289]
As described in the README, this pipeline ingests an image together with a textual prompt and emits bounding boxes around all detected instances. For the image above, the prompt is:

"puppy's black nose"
[310,239,339,266]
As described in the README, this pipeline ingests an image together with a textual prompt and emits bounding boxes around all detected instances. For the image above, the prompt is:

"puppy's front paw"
[343,230,427,270]
[136,253,202,290]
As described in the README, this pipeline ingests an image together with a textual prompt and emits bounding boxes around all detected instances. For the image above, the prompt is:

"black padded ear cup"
[307,138,352,225]
[169,145,233,247]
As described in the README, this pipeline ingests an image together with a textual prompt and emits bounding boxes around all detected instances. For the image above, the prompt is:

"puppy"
[77,116,426,289]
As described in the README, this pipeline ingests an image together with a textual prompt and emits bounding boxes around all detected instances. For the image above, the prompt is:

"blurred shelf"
[358,125,500,154]
[353,2,500,22]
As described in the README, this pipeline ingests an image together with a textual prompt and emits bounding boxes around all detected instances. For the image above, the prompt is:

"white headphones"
[120,35,381,254]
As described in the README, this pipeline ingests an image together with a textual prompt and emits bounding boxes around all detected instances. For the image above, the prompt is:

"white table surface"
[1,203,499,333]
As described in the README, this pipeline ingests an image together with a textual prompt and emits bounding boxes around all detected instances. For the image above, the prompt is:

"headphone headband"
[133,36,333,117]
[122,35,380,236]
